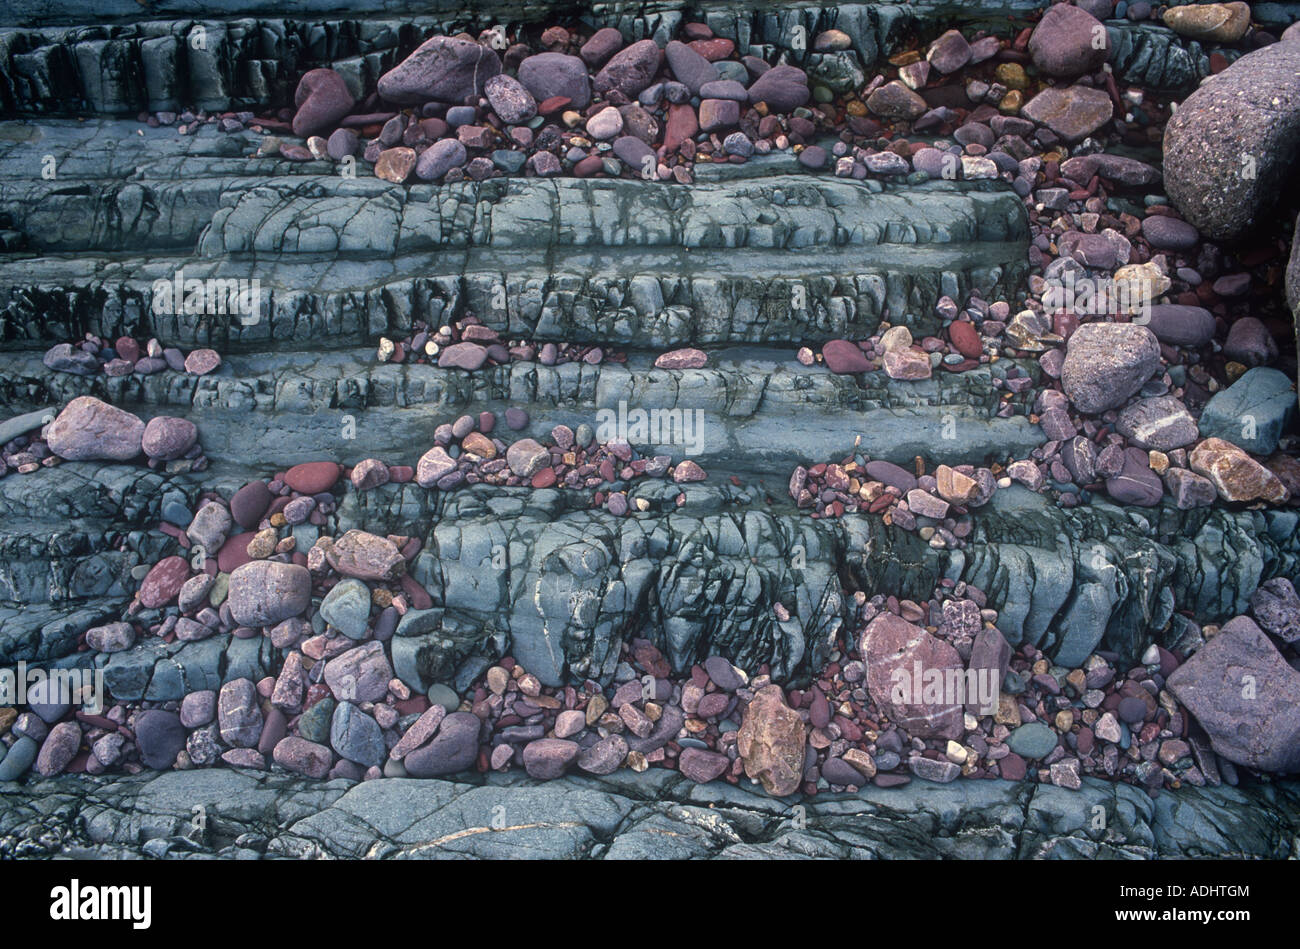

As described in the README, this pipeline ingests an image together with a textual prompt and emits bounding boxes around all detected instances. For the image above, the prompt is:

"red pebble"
[399,575,433,610]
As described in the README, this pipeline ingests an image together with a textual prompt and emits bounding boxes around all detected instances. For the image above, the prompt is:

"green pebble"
[426,683,460,712]
[1007,721,1058,759]
[298,697,335,744]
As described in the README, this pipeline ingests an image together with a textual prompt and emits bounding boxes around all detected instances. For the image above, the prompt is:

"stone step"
[0,462,189,610]
[0,125,1029,347]
[3,460,1295,683]
[0,347,1049,474]
[4,766,1299,859]
[0,1,1267,115]
[0,347,1035,415]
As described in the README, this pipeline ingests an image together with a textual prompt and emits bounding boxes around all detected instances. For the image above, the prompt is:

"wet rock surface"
[2,767,1299,859]
[2,0,1300,860]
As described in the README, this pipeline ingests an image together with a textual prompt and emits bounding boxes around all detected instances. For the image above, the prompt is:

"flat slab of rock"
[1168,616,1300,772]
[1022,85,1113,142]
[860,612,964,739]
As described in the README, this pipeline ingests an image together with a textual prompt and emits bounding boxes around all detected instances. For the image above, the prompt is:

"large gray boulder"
[1060,323,1162,414]
[1164,42,1300,240]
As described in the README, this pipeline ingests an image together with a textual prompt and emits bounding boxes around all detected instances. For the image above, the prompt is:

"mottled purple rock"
[966,626,1011,713]
[1060,153,1160,187]
[1223,316,1279,367]
[416,446,456,487]
[227,484,270,534]
[85,621,135,653]
[747,65,809,112]
[403,711,481,776]
[416,139,467,180]
[594,39,662,98]
[699,98,740,132]
[1028,4,1109,77]
[665,40,718,94]
[218,678,264,748]
[865,460,918,493]
[390,705,447,759]
[484,73,537,124]
[43,343,99,375]
[1251,578,1300,644]
[926,29,973,74]
[141,415,198,460]
[378,36,501,106]
[135,710,186,769]
[579,27,623,67]
[227,561,312,627]
[1116,396,1198,451]
[655,348,708,369]
[1106,447,1163,506]
[1142,215,1199,251]
[612,135,656,172]
[327,127,358,159]
[45,396,144,461]
[1168,616,1300,772]
[522,738,579,778]
[36,722,81,776]
[577,734,628,774]
[861,612,964,739]
[1143,304,1216,347]
[323,642,394,704]
[293,68,355,138]
[273,737,333,778]
[1164,467,1217,509]
[1060,322,1160,413]
[1022,85,1113,142]
[506,438,549,477]
[821,339,870,373]
[138,555,189,608]
[518,52,592,109]
[180,690,216,728]
[678,747,729,783]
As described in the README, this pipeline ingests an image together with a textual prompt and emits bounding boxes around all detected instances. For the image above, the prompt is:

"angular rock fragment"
[378,36,501,105]
[860,612,964,739]
[736,685,806,796]
[1190,438,1289,503]
[1061,323,1161,414]
[1168,616,1300,772]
